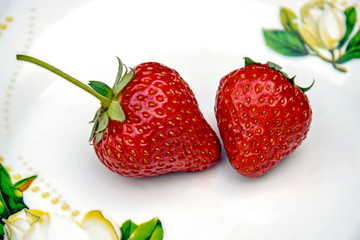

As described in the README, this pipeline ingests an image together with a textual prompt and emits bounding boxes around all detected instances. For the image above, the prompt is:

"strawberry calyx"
[243,57,314,92]
[88,57,135,144]
[16,55,135,144]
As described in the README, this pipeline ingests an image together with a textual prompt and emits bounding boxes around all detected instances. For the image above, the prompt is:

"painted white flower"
[3,209,120,240]
[298,0,346,50]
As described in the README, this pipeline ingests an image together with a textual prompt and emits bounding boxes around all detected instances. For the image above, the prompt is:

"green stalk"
[330,50,347,72]
[16,55,112,107]
[307,45,347,72]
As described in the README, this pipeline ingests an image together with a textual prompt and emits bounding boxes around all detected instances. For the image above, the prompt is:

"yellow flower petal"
[299,0,346,50]
[298,21,326,50]
[5,209,34,234]
[24,213,91,240]
[3,219,27,240]
[25,209,42,225]
[318,2,346,49]
[81,210,120,240]
[7,209,27,222]
[27,209,46,217]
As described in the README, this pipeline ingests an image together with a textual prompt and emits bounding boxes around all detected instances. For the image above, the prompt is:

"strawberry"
[215,57,313,177]
[17,55,221,177]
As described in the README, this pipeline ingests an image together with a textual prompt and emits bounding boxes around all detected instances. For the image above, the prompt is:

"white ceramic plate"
[1,0,360,239]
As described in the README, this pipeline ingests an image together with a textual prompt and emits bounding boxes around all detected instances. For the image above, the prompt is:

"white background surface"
[1,0,360,239]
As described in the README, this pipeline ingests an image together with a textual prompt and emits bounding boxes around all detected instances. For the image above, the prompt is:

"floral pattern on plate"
[263,0,360,72]
[0,163,163,240]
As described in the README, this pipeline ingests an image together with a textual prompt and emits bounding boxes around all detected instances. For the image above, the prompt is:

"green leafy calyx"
[89,58,134,144]
[16,55,135,145]
[244,57,260,67]
[244,57,314,92]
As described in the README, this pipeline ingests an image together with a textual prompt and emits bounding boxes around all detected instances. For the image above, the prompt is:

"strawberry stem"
[16,54,112,108]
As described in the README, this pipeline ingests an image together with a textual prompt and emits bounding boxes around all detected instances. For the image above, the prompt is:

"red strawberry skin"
[94,62,221,177]
[215,63,312,177]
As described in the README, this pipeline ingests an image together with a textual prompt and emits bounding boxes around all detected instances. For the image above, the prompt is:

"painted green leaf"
[0,164,27,214]
[0,225,4,239]
[337,45,360,63]
[127,218,163,240]
[280,6,298,33]
[0,190,11,238]
[338,7,357,48]
[263,29,308,56]
[149,223,164,240]
[0,196,10,218]
[13,175,37,192]
[120,220,138,240]
[108,101,125,122]
[346,29,360,52]
[88,81,113,99]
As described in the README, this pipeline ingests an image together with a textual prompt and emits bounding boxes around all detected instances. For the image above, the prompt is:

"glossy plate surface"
[1,0,360,239]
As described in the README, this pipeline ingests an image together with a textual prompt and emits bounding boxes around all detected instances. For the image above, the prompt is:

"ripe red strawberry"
[215,58,313,177]
[17,55,221,177]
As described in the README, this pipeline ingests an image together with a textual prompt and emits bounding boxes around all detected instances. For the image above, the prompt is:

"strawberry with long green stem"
[17,55,132,144]
[17,55,221,177]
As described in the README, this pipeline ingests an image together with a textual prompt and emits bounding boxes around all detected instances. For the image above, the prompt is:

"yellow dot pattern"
[61,203,70,210]
[0,16,13,38]
[71,210,80,217]
[13,174,21,180]
[0,156,80,217]
[5,16,13,22]
[41,192,50,198]
[31,186,39,192]
[0,7,80,217]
